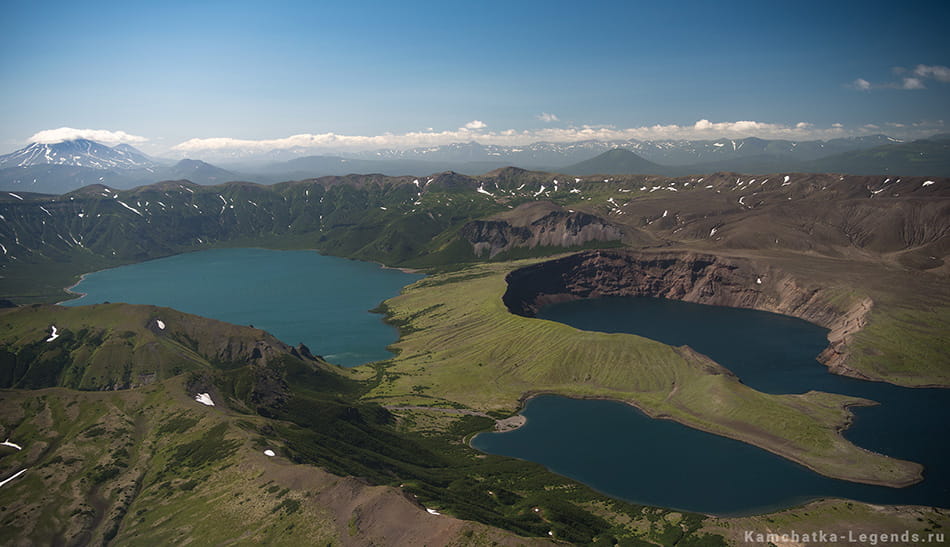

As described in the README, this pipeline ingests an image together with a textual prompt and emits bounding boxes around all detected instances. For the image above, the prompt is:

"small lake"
[62,248,423,367]
[472,296,950,515]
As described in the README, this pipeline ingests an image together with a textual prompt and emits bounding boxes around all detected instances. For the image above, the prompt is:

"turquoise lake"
[62,248,423,367]
[471,296,950,515]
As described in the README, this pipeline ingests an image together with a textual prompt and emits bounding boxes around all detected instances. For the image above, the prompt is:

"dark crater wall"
[502,249,873,379]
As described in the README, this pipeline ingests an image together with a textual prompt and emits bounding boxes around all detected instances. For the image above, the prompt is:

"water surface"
[472,296,950,515]
[63,248,422,366]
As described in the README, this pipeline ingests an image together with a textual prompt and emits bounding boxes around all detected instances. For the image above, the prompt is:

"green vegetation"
[849,304,950,387]
[1,170,948,544]
[0,294,947,544]
[366,261,924,487]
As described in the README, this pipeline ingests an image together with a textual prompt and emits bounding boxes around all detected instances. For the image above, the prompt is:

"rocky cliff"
[460,201,625,258]
[502,250,872,378]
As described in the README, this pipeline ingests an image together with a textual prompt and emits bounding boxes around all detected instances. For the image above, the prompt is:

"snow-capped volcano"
[0,139,158,170]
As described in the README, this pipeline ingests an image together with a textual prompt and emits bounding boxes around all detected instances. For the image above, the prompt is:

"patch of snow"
[117,201,143,216]
[0,243,5,255]
[922,180,935,187]
[156,320,165,330]
[705,185,713,189]
[1,439,22,451]
[39,206,52,216]
[570,188,581,193]
[426,508,441,515]
[195,393,215,406]
[379,206,387,210]
[45,326,59,342]
[662,210,668,218]
[8,192,23,200]
[264,449,276,457]
[0,469,27,488]
[476,184,494,197]
[709,227,718,237]
[756,277,762,285]
[533,185,546,197]
[738,196,747,206]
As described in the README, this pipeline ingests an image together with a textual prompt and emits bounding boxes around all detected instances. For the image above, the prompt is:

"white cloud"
[171,119,914,157]
[854,64,950,91]
[28,127,148,145]
[901,77,925,90]
[913,64,950,82]
[463,120,487,130]
[537,112,559,123]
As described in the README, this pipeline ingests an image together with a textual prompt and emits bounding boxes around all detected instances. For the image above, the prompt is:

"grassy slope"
[0,380,555,546]
[364,262,923,488]
[0,304,734,545]
[0,303,331,390]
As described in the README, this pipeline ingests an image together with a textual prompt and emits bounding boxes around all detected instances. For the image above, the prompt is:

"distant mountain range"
[344,134,905,167]
[1,134,948,194]
[559,136,950,177]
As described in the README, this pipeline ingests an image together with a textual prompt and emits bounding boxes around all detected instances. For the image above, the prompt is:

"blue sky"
[1,0,948,155]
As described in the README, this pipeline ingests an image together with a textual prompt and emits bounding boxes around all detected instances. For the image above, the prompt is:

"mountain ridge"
[5,133,950,196]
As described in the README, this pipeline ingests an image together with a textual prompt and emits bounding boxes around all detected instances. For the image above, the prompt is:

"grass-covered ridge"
[0,305,733,546]
[0,300,946,545]
[364,260,923,488]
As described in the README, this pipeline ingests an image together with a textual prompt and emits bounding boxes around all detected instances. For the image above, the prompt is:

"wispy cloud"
[900,77,925,90]
[28,127,148,145]
[913,64,950,82]
[851,78,872,91]
[170,118,940,156]
[851,64,950,91]
[537,112,559,123]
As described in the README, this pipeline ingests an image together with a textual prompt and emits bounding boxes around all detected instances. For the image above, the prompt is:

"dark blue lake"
[62,248,423,367]
[471,296,950,515]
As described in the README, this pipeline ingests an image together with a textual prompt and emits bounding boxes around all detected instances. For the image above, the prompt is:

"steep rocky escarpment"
[503,249,873,379]
[460,201,626,258]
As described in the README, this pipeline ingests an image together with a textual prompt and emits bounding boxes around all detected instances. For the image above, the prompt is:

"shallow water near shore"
[62,248,423,367]
[471,296,950,515]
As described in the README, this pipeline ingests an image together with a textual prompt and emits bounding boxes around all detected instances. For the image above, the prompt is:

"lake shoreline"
[483,389,924,491]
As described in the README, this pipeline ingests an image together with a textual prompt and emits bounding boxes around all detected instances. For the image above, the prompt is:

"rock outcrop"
[460,201,624,258]
[503,249,872,378]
